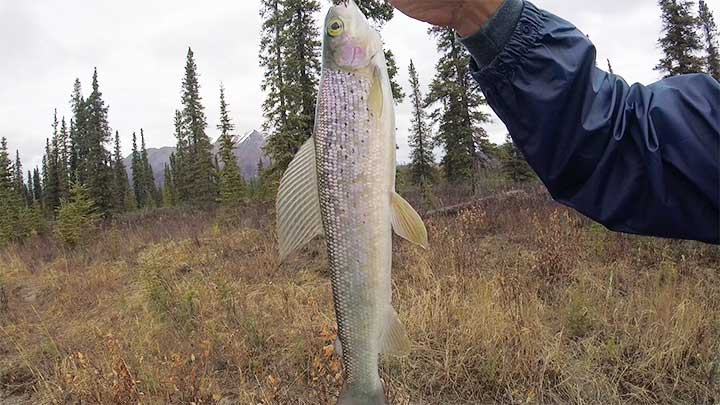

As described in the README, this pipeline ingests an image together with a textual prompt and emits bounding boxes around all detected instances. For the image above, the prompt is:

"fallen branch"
[426,189,542,217]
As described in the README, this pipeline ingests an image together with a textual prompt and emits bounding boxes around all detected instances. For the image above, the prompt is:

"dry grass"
[1,193,719,404]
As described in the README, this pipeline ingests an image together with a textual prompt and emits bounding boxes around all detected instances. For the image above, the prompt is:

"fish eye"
[327,18,344,37]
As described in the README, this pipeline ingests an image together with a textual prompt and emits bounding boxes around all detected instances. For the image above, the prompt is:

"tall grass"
[1,195,718,404]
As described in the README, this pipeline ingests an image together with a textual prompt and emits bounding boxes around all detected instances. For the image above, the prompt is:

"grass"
[1,192,719,404]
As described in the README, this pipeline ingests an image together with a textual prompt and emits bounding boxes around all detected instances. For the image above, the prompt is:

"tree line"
[1,0,717,247]
[0,48,251,246]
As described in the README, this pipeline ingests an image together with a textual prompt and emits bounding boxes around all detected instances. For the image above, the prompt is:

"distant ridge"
[124,130,270,186]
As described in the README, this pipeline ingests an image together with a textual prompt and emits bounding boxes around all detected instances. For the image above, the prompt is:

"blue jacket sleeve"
[462,1,720,244]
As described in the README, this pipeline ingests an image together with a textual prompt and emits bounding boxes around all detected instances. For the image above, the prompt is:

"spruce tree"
[55,182,100,247]
[171,110,190,204]
[282,0,321,168]
[57,117,70,201]
[112,131,130,211]
[13,150,24,196]
[140,129,158,207]
[84,68,114,215]
[131,132,146,208]
[656,0,704,77]
[426,27,491,185]
[261,0,321,174]
[26,170,33,207]
[698,0,720,79]
[0,140,31,245]
[180,48,217,205]
[162,163,176,207]
[0,138,12,191]
[32,168,42,204]
[217,84,246,206]
[260,0,292,174]
[69,79,86,184]
[43,137,60,212]
[407,60,435,191]
[499,135,535,183]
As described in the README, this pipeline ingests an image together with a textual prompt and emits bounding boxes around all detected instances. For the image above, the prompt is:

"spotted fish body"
[276,2,428,404]
[316,68,393,400]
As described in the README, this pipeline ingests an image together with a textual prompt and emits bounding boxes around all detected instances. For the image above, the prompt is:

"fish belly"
[315,69,392,392]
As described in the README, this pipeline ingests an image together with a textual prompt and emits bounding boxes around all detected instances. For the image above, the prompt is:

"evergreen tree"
[426,27,491,185]
[698,0,720,79]
[12,150,24,196]
[407,60,435,191]
[131,132,147,208]
[26,170,33,207]
[32,168,42,204]
[261,0,321,174]
[69,79,86,184]
[656,0,704,77]
[55,182,100,247]
[499,135,535,183]
[112,131,130,211]
[84,68,114,215]
[0,138,12,191]
[172,110,190,204]
[57,117,70,201]
[140,129,158,207]
[162,163,176,207]
[217,84,246,206]
[0,140,31,245]
[43,137,60,212]
[0,187,31,245]
[180,48,217,205]
[282,0,321,168]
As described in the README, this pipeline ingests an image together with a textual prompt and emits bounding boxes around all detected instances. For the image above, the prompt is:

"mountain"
[124,130,269,186]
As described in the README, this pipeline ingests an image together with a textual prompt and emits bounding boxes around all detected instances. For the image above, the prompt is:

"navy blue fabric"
[459,0,524,66]
[464,1,720,244]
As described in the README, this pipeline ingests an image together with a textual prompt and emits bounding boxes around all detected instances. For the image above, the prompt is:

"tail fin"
[337,384,386,405]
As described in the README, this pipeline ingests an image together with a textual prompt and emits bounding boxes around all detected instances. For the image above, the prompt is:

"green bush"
[55,183,101,247]
[0,188,32,246]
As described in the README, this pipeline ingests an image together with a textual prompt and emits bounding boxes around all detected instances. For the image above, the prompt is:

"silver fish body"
[275,2,428,404]
[315,68,393,399]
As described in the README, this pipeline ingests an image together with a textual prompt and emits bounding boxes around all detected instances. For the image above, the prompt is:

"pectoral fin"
[390,192,429,249]
[380,307,410,357]
[276,137,323,262]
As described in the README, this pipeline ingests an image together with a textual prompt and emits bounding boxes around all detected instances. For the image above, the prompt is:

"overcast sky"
[1,0,717,170]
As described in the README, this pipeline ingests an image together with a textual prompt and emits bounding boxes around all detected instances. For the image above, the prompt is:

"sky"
[1,0,717,170]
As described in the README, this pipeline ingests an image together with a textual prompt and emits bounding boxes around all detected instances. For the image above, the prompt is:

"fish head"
[323,0,382,71]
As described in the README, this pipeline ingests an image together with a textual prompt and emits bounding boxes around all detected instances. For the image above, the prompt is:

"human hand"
[386,0,504,36]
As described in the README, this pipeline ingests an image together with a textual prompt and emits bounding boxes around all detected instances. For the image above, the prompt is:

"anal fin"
[380,307,410,357]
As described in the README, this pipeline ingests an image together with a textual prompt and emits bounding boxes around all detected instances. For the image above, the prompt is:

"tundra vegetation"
[1,187,719,404]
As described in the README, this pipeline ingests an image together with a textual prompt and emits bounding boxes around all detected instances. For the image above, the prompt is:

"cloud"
[0,0,683,168]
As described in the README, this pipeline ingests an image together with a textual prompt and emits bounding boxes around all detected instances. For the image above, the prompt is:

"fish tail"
[337,384,386,405]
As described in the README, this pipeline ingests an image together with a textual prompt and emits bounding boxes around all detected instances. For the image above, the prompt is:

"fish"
[275,1,429,403]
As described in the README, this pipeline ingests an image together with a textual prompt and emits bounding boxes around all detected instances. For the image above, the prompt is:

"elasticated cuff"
[458,0,525,67]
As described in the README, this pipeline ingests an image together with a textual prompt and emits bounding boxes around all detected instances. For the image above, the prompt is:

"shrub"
[0,188,33,246]
[55,183,101,247]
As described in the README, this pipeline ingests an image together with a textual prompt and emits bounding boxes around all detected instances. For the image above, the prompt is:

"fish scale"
[315,69,391,393]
